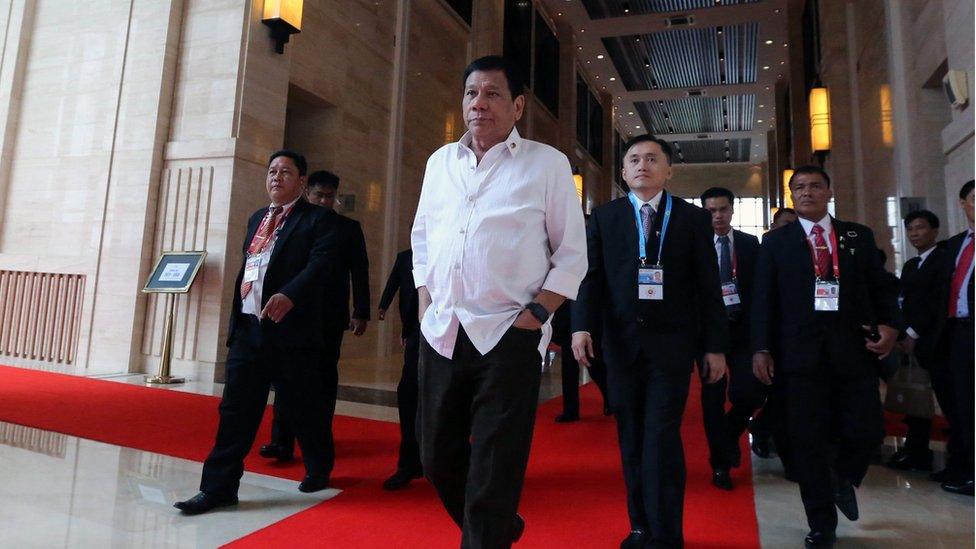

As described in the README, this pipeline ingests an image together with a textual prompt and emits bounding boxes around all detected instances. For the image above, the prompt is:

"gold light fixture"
[262,0,303,54]
[782,168,795,207]
[809,87,831,152]
[879,84,893,147]
[573,173,584,206]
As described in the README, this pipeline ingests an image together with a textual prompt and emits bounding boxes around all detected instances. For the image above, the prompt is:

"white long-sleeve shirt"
[410,128,587,359]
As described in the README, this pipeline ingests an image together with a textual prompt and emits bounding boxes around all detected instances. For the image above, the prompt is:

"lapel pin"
[847,230,857,238]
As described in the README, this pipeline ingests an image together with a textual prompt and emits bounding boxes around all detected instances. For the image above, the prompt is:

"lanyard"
[628,191,672,266]
[806,226,840,280]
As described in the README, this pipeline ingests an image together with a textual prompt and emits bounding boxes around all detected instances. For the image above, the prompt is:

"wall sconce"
[782,168,794,207]
[809,87,831,152]
[573,172,584,206]
[879,84,893,147]
[262,0,303,54]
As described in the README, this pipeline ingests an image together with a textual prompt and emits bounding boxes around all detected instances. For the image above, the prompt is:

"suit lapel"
[269,200,306,267]
[787,221,815,275]
[832,219,853,278]
[611,197,639,265]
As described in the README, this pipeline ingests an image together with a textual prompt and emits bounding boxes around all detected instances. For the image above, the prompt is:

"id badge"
[721,282,741,306]
[243,255,262,283]
[638,267,664,300]
[814,280,840,311]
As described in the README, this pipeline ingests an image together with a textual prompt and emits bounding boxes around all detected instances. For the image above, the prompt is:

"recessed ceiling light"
[780,61,785,65]
[635,125,642,129]
[765,40,774,45]
[628,111,634,115]
[586,61,590,64]
[763,66,770,70]
[765,86,770,90]
[757,119,763,123]
[759,104,765,108]
[597,54,605,59]
[783,43,788,47]
[609,77,616,81]
[595,75,600,79]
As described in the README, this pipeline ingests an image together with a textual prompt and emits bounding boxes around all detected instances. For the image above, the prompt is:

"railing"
[0,270,85,364]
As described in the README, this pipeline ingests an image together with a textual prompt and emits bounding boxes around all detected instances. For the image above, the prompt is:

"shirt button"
[467,195,475,202]
[459,228,465,234]
[454,263,460,270]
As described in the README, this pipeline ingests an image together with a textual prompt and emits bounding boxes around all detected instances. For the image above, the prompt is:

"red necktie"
[240,206,283,300]
[948,234,974,317]
[811,225,831,278]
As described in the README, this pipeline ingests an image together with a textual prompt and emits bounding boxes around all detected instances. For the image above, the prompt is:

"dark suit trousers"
[614,347,692,548]
[947,318,975,478]
[699,325,765,469]
[200,315,331,496]
[750,376,795,477]
[396,331,422,473]
[270,329,343,470]
[900,353,954,456]
[419,326,542,549]
[558,337,609,417]
[786,344,884,532]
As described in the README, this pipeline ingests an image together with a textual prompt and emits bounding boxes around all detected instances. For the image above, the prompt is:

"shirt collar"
[714,230,734,245]
[457,127,523,159]
[918,246,936,264]
[631,190,663,211]
[270,195,301,213]
[798,214,832,237]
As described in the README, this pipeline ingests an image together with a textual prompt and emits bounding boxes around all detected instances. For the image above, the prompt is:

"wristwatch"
[525,302,550,323]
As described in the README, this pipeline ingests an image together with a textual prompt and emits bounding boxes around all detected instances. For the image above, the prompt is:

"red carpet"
[0,365,760,548]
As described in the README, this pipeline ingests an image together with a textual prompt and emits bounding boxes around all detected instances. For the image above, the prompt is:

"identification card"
[243,255,262,283]
[814,280,840,311]
[721,282,741,306]
[638,267,664,300]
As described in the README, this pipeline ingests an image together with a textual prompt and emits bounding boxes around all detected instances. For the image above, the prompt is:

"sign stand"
[142,251,207,385]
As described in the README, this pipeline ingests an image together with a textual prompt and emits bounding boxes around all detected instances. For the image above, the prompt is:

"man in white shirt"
[411,55,586,547]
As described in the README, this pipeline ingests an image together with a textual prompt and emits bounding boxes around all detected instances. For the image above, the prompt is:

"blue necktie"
[719,235,733,283]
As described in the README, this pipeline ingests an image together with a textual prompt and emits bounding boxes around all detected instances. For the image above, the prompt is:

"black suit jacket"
[320,210,371,333]
[942,230,975,317]
[751,218,899,375]
[227,199,337,349]
[572,191,729,376]
[379,249,418,338]
[724,229,760,346]
[899,248,951,361]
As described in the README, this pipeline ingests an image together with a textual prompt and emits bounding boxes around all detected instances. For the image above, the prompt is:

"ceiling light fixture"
[765,39,774,45]
[597,54,604,59]
[609,77,616,81]
[763,66,770,70]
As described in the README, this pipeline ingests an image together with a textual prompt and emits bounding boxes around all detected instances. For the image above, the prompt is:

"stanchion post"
[146,293,185,385]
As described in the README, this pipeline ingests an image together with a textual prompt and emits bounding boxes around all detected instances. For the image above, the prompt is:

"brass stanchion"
[146,292,185,384]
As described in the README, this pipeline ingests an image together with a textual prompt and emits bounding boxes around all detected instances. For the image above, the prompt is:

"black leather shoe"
[382,469,423,491]
[804,530,836,547]
[941,478,975,496]
[712,468,733,491]
[298,475,330,493]
[259,443,294,462]
[512,513,525,543]
[833,476,859,521]
[751,436,771,458]
[173,492,238,515]
[555,413,579,423]
[620,529,646,549]
[885,448,933,471]
[930,467,952,482]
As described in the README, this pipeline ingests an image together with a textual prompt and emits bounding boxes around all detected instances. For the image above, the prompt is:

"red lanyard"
[806,227,840,280]
[731,249,738,280]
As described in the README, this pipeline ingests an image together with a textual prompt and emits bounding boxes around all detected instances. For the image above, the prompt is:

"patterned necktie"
[640,203,656,260]
[718,235,733,283]
[948,234,974,317]
[240,206,284,300]
[811,224,831,279]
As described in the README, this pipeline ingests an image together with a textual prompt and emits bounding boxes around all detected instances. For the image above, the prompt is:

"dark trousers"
[614,349,692,548]
[750,375,795,476]
[419,326,543,549]
[557,336,609,417]
[947,318,975,479]
[396,331,422,473]
[269,329,344,462]
[899,354,954,457]
[200,315,332,496]
[786,353,884,532]
[699,337,765,469]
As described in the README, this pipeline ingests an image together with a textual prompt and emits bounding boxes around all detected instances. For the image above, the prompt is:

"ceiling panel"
[582,0,760,19]
[603,22,759,90]
[634,94,755,134]
[670,138,752,163]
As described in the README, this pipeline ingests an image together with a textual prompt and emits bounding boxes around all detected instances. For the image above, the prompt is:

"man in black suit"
[886,210,951,472]
[553,298,610,422]
[175,150,338,515]
[940,180,974,496]
[572,134,728,548]
[259,170,371,462]
[697,187,763,491]
[378,248,423,490]
[751,165,899,547]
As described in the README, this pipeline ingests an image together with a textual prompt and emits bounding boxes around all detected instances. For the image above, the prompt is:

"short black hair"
[462,55,524,100]
[700,187,736,205]
[903,209,940,229]
[789,165,831,188]
[772,207,797,224]
[960,180,974,199]
[269,149,307,176]
[622,134,674,166]
[308,170,340,190]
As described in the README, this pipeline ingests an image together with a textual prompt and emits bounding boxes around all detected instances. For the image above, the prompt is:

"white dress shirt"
[953,230,974,318]
[241,196,301,317]
[411,128,588,359]
[798,214,834,253]
[713,230,734,271]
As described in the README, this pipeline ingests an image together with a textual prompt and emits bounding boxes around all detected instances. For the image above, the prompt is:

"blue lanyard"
[627,191,672,266]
